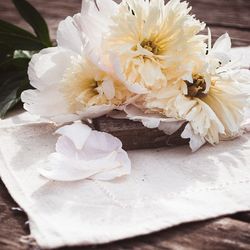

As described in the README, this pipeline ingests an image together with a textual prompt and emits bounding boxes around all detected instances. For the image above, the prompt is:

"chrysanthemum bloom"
[21,7,132,123]
[102,0,206,94]
[142,33,250,151]
[61,56,131,114]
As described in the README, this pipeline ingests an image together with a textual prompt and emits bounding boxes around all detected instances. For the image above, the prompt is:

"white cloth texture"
[0,47,250,249]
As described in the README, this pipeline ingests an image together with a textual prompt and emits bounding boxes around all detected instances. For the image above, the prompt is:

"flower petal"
[158,120,185,135]
[81,0,118,49]
[39,123,131,182]
[102,79,115,100]
[57,14,85,54]
[39,151,121,181]
[55,136,77,158]
[27,47,76,91]
[111,54,148,94]
[92,149,131,180]
[21,87,69,119]
[181,123,206,152]
[212,33,231,53]
[83,130,122,159]
[77,104,115,120]
[56,122,92,150]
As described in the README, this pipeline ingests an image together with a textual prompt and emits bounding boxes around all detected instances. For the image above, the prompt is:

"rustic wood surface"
[93,117,189,150]
[0,0,250,250]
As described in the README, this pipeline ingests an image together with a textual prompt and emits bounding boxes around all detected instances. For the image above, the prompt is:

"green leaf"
[0,73,30,118]
[12,0,52,47]
[14,50,35,59]
[0,90,21,118]
[0,32,46,50]
[0,42,14,59]
[0,19,36,38]
[0,57,30,71]
[0,70,27,87]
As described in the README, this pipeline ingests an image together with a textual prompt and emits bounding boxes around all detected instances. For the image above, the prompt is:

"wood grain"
[0,182,29,250]
[0,0,250,250]
[93,116,188,150]
[189,0,250,29]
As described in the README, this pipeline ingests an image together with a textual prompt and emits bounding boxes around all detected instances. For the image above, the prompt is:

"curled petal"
[102,79,115,100]
[39,123,131,181]
[158,121,185,135]
[111,54,148,94]
[27,47,75,90]
[39,151,121,181]
[212,33,231,53]
[181,123,206,152]
[124,105,180,128]
[57,14,85,54]
[56,123,92,150]
[77,105,115,120]
[21,87,70,120]
[81,0,118,49]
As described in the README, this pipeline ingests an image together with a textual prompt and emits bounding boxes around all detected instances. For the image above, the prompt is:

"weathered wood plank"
[92,116,188,150]
[0,181,29,250]
[59,218,250,250]
[231,212,250,223]
[189,0,250,29]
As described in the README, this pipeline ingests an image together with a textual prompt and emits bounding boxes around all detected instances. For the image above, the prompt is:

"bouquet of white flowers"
[20,0,250,152]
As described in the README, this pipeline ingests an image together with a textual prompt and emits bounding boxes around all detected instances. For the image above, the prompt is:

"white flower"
[21,6,131,124]
[138,33,250,151]
[39,122,131,181]
[103,0,206,93]
[146,33,250,151]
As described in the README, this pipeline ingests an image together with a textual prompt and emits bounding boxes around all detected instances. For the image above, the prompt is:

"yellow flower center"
[141,39,160,55]
[185,74,207,98]
[90,80,103,93]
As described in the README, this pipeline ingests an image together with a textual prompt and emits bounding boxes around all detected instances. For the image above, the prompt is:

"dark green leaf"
[12,0,52,47]
[0,90,21,118]
[0,32,46,50]
[0,42,14,59]
[0,19,35,38]
[0,73,30,118]
[0,71,27,87]
[0,57,30,71]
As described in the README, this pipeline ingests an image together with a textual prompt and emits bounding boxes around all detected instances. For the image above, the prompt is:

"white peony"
[103,0,206,94]
[144,33,250,151]
[39,122,131,181]
[176,34,250,150]
[21,4,132,124]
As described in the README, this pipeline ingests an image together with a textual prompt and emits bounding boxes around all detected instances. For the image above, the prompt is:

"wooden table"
[0,0,250,249]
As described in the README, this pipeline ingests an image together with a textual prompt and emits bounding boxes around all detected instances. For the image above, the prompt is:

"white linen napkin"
[1,117,250,249]
[0,47,250,249]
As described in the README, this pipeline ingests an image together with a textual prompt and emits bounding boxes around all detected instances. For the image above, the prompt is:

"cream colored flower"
[179,33,250,148]
[103,0,206,94]
[21,8,132,123]
[61,56,131,113]
[142,33,250,151]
